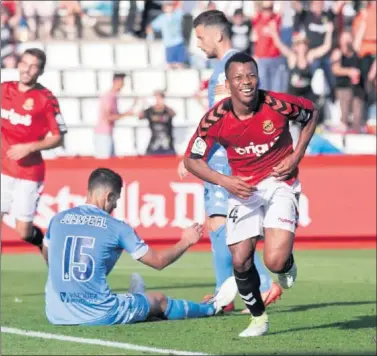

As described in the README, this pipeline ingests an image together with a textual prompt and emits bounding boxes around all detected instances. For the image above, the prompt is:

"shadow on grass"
[269,315,376,335]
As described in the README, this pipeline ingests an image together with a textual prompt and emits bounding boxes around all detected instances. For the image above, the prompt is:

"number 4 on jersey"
[228,207,239,223]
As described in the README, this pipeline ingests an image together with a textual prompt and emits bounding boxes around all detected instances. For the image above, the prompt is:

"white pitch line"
[1,327,209,356]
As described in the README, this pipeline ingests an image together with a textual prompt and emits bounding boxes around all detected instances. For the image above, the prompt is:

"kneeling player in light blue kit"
[43,168,237,325]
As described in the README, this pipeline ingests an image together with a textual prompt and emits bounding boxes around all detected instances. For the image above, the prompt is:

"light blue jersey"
[44,204,150,325]
[205,49,238,217]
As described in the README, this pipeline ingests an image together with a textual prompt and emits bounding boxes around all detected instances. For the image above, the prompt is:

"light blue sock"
[254,251,272,293]
[209,224,233,292]
[164,297,215,320]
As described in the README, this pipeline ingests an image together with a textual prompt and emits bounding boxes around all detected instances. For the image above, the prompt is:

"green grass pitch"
[1,250,376,355]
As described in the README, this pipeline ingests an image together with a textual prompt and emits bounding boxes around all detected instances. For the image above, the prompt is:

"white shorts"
[226,177,301,246]
[1,174,43,222]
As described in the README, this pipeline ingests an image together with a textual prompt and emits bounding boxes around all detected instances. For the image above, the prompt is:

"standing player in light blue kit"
[43,168,237,325]
[178,10,282,312]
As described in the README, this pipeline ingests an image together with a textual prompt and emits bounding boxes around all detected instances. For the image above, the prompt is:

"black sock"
[24,226,44,251]
[234,264,265,317]
[277,254,295,274]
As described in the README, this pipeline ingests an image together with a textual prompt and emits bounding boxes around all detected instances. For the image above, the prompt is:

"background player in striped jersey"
[1,48,67,251]
[178,10,281,312]
[184,52,319,337]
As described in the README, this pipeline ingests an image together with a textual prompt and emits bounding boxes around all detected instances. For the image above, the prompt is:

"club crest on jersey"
[262,120,276,135]
[23,98,34,111]
[191,137,207,156]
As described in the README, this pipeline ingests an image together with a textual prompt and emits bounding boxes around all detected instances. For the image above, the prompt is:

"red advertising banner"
[1,155,376,251]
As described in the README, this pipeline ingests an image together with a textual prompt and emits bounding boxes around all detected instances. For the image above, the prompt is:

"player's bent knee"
[264,255,287,273]
[145,292,167,317]
[232,254,252,273]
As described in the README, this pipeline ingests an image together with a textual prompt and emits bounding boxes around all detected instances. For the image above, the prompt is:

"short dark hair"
[113,72,126,81]
[22,48,46,71]
[193,10,231,39]
[224,52,259,79]
[88,168,123,194]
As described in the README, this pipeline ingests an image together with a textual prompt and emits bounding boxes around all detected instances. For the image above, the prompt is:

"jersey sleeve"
[44,92,68,135]
[184,99,228,161]
[265,91,316,125]
[118,222,149,260]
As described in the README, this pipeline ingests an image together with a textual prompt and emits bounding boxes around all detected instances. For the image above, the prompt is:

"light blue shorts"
[205,146,231,217]
[86,293,150,326]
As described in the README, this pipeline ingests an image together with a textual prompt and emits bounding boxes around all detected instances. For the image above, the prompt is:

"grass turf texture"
[1,250,376,355]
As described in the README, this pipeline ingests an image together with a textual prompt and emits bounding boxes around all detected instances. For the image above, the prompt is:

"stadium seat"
[166,69,200,97]
[132,70,166,95]
[17,41,45,54]
[64,128,95,156]
[164,97,186,122]
[45,42,80,68]
[81,98,100,126]
[39,70,62,95]
[148,41,166,68]
[115,42,149,69]
[174,123,197,155]
[186,98,206,122]
[0,68,19,82]
[63,70,97,95]
[134,121,151,154]
[81,43,114,69]
[113,127,138,156]
[58,98,82,126]
[200,68,213,82]
[117,97,143,119]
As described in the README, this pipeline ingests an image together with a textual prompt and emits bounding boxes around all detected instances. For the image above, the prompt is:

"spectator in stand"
[352,1,377,122]
[252,1,287,92]
[52,0,83,40]
[230,8,253,55]
[293,1,344,102]
[147,1,186,69]
[331,30,365,133]
[269,21,333,104]
[112,0,137,39]
[1,0,22,27]
[21,1,56,40]
[136,0,163,39]
[139,90,176,156]
[1,6,17,69]
[94,73,137,159]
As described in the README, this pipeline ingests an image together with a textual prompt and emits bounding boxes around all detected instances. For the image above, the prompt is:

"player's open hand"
[7,143,34,160]
[271,154,300,181]
[221,175,257,199]
[181,223,204,246]
[177,160,189,179]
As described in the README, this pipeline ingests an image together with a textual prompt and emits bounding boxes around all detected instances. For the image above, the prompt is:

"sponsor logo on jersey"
[23,98,34,111]
[191,137,207,156]
[263,120,276,135]
[1,108,32,126]
[234,136,279,157]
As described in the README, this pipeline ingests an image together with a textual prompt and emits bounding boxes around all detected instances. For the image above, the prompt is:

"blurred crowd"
[1,0,376,139]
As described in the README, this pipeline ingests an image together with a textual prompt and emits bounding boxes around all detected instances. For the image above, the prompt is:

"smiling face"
[225,61,259,106]
[18,53,43,86]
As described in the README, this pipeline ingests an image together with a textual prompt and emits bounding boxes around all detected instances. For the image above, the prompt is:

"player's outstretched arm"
[138,224,203,270]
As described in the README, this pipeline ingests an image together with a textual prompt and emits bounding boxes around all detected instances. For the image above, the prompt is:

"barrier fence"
[1,155,376,252]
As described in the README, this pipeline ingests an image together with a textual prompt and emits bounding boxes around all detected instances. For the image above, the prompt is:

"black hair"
[234,8,243,16]
[193,10,231,39]
[113,72,126,81]
[88,168,123,194]
[224,52,259,79]
[22,48,46,71]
